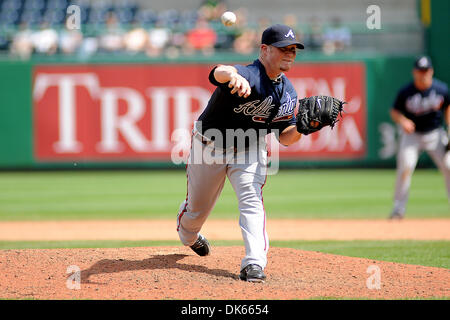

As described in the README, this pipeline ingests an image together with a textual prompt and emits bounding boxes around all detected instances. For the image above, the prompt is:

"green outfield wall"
[425,0,450,86]
[0,53,437,169]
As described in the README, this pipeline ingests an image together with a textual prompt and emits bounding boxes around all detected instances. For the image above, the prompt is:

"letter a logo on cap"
[285,29,295,38]
[418,57,428,68]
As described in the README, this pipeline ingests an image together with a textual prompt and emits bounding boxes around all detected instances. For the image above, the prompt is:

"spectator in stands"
[31,22,59,55]
[322,16,351,54]
[199,0,228,21]
[123,22,148,54]
[232,8,258,54]
[98,12,125,53]
[59,18,83,55]
[255,16,272,39]
[233,15,271,56]
[184,17,217,56]
[78,37,99,58]
[283,13,305,44]
[164,30,186,59]
[233,28,257,54]
[10,22,34,59]
[304,16,324,51]
[146,22,172,57]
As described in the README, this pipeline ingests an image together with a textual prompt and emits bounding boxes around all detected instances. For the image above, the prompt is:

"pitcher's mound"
[0,246,448,299]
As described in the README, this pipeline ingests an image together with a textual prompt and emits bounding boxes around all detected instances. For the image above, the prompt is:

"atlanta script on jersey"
[393,79,450,133]
[198,59,297,138]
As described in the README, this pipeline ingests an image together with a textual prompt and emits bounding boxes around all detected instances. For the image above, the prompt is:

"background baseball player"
[390,55,450,219]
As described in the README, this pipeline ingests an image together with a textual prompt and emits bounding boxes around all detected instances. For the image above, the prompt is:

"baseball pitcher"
[176,24,344,282]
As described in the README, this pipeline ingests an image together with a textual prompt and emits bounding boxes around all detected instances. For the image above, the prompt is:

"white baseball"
[221,11,236,26]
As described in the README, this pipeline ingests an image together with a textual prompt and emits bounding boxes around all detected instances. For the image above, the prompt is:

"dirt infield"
[0,219,449,241]
[0,246,449,300]
[1,219,449,299]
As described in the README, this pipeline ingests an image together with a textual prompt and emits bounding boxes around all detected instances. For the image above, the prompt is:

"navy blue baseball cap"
[261,24,304,49]
[414,55,433,70]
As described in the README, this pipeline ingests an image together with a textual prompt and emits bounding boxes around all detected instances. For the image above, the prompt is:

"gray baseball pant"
[177,133,269,270]
[393,128,450,214]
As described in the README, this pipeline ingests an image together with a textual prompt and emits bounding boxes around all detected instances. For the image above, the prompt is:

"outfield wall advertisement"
[32,63,366,163]
[0,55,422,169]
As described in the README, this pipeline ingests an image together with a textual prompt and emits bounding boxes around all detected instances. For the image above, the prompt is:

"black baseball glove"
[296,95,346,135]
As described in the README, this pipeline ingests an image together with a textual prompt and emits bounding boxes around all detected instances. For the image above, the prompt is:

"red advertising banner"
[33,63,366,162]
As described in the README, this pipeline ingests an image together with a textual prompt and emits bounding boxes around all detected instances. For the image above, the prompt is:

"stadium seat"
[23,0,46,12]
[20,9,43,26]
[135,9,158,26]
[1,0,24,11]
[42,8,65,25]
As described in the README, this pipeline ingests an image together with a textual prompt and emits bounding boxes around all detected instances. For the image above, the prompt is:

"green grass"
[1,169,447,300]
[269,240,450,269]
[0,240,448,269]
[0,169,448,220]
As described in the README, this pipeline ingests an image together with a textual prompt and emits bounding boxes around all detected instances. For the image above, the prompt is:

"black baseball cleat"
[239,264,266,283]
[190,234,211,256]
[389,211,405,220]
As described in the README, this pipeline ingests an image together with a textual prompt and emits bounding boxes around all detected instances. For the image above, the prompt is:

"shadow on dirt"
[79,254,238,284]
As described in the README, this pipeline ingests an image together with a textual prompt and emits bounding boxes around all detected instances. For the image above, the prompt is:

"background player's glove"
[296,95,346,135]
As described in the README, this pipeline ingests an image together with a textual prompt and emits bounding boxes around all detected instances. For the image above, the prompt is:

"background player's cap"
[261,24,304,49]
[414,56,433,70]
